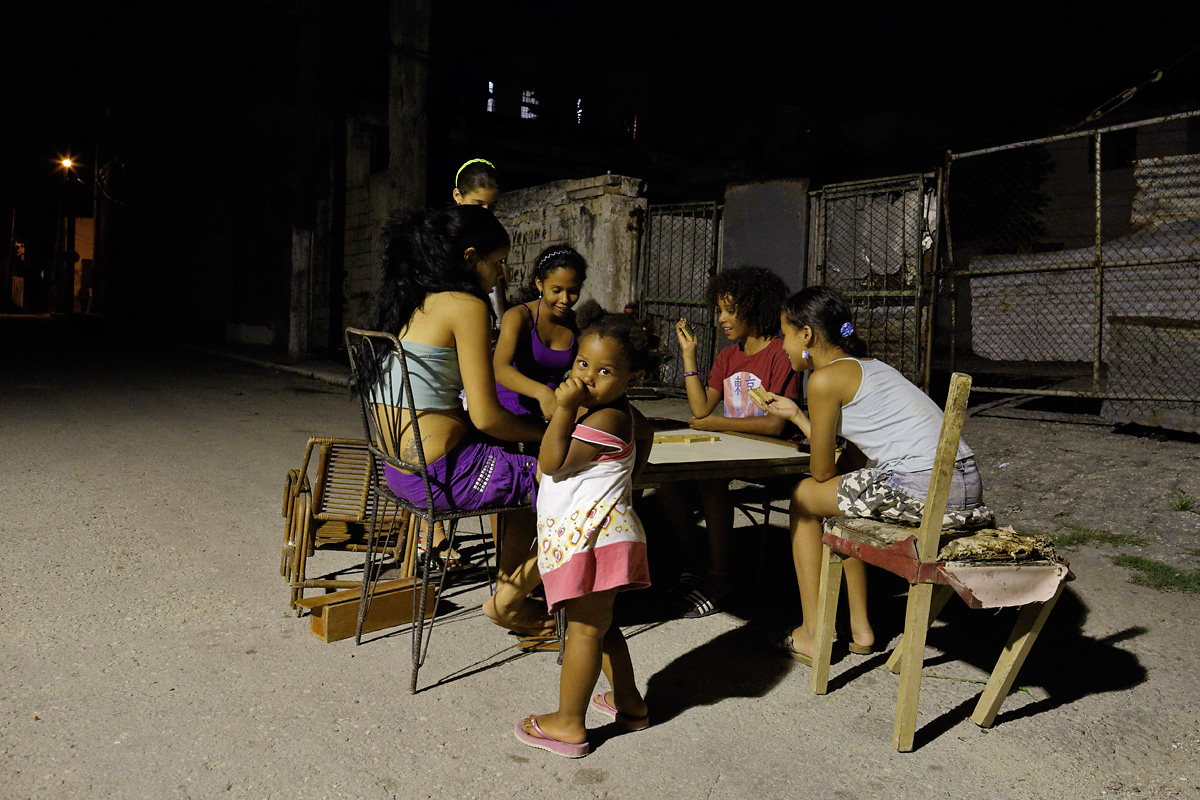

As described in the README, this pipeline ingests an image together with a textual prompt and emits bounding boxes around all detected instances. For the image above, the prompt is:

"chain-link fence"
[809,173,938,388]
[636,202,721,391]
[945,110,1200,430]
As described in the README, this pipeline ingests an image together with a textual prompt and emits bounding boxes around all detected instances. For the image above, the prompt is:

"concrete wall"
[337,171,648,334]
[969,153,1200,363]
[492,175,647,314]
[340,116,399,331]
[1102,316,1200,433]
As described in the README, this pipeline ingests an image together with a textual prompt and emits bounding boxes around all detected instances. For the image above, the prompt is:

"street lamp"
[53,154,80,313]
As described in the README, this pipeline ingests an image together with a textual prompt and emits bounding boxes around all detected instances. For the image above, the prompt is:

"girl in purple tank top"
[494,245,588,420]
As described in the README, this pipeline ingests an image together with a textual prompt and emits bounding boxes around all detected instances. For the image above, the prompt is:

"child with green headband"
[453,158,505,320]
[453,158,501,208]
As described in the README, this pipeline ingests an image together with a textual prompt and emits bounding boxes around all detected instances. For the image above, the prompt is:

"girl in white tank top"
[756,287,992,666]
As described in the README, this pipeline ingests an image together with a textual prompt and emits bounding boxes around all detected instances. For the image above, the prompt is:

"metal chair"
[809,372,1073,751]
[344,327,533,693]
[281,437,406,612]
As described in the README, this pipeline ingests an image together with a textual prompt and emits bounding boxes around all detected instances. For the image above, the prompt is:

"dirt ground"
[2,316,1198,799]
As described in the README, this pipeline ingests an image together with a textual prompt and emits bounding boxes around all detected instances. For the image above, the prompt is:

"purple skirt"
[496,380,557,417]
[384,432,537,513]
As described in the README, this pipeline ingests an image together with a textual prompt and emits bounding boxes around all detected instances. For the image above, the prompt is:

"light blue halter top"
[384,341,462,411]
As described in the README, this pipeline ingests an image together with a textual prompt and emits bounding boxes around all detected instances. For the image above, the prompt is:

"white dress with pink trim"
[535,423,650,612]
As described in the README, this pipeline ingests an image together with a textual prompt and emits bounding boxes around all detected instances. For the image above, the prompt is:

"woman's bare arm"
[493,304,557,418]
[630,404,653,485]
[805,377,841,482]
[676,320,722,418]
[687,409,789,436]
[450,295,546,442]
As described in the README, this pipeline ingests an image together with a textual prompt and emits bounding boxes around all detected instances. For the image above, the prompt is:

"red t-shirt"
[707,337,801,418]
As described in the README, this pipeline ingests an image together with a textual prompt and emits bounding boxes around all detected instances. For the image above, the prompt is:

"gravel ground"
[2,316,1197,800]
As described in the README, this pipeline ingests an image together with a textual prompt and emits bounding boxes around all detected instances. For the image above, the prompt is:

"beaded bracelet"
[683,370,700,378]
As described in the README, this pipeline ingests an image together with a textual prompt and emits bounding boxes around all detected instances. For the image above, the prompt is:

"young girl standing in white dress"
[514,309,659,758]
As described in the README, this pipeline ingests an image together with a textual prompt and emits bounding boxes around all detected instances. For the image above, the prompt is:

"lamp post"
[54,156,80,313]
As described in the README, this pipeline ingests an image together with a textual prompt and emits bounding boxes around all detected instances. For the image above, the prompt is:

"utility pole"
[288,0,320,361]
[388,0,430,217]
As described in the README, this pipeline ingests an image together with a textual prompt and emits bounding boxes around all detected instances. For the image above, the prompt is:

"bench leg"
[289,494,313,614]
[886,584,954,674]
[810,545,843,695]
[893,581,936,752]
[971,583,1065,728]
[281,470,299,578]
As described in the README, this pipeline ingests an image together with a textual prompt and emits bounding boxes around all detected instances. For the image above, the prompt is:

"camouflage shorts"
[836,457,994,529]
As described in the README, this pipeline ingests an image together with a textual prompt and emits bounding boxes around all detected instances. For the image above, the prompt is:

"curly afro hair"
[704,266,791,338]
[575,299,665,374]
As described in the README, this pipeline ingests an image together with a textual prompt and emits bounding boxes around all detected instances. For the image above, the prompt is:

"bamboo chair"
[345,328,533,693]
[809,372,1073,751]
[280,437,406,612]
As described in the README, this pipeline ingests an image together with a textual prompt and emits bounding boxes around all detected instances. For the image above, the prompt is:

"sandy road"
[1,316,1197,799]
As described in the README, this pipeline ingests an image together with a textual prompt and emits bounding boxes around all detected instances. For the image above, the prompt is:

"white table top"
[646,428,808,465]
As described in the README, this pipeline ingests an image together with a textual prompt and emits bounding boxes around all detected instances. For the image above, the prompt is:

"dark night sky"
[4,1,1199,217]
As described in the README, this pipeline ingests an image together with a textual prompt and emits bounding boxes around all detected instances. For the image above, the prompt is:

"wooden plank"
[652,433,721,444]
[886,584,954,674]
[294,578,404,609]
[298,578,436,643]
[893,581,935,752]
[971,583,1065,727]
[914,373,971,563]
[810,546,843,695]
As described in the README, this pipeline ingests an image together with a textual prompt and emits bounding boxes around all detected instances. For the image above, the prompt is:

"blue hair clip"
[840,322,854,337]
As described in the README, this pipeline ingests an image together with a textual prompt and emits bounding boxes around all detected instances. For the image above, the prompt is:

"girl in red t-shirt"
[664,266,802,617]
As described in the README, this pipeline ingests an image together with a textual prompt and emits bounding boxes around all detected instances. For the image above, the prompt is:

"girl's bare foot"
[599,691,648,721]
[773,624,815,665]
[482,595,555,636]
[848,618,875,653]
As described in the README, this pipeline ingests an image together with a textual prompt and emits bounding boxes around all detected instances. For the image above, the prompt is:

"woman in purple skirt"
[364,204,555,636]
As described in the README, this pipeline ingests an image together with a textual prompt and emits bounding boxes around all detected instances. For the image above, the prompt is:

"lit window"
[487,80,495,113]
[521,89,539,120]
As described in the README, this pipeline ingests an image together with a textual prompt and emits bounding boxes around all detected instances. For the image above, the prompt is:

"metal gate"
[636,202,722,391]
[809,173,939,389]
[944,110,1200,431]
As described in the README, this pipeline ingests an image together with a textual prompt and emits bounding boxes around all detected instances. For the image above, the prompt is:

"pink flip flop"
[589,692,650,732]
[514,716,589,758]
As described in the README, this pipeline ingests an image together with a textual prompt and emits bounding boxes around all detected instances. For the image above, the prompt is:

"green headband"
[455,158,496,186]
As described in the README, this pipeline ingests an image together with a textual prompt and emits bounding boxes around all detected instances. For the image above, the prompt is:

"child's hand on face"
[554,377,590,411]
[675,319,697,355]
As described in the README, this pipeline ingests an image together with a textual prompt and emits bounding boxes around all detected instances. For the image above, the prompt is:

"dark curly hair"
[705,266,791,338]
[367,204,509,337]
[514,244,588,303]
[532,244,587,287]
[782,285,867,357]
[575,300,664,374]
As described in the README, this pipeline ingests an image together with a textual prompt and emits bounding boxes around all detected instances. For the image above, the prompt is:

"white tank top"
[833,358,973,472]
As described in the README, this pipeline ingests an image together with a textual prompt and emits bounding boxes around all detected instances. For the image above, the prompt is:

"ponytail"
[782,286,867,357]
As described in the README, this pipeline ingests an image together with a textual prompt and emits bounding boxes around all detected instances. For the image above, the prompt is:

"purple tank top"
[496,302,576,416]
